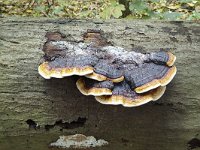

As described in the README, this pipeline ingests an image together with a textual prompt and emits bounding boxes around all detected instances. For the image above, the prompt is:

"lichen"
[49,134,108,148]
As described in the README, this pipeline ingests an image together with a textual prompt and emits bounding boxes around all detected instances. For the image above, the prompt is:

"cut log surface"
[0,17,200,150]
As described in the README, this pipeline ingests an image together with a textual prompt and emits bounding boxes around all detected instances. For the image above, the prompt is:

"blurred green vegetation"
[0,0,199,20]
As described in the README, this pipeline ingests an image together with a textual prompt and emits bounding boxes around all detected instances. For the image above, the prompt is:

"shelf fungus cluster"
[38,30,177,107]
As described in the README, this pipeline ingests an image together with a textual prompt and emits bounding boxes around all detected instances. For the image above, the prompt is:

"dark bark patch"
[170,36,178,43]
[187,138,200,150]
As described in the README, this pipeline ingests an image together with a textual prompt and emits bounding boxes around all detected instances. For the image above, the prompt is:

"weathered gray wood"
[0,17,200,150]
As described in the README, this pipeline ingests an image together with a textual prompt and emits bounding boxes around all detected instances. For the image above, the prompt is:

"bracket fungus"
[38,30,177,107]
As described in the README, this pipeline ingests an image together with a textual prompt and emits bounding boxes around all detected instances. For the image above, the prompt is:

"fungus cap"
[134,65,176,93]
[149,51,176,67]
[95,81,166,107]
[86,60,124,83]
[124,63,177,93]
[38,55,98,79]
[76,78,114,96]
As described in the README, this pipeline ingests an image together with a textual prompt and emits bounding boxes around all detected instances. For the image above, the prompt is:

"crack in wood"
[0,37,20,44]
[44,117,87,131]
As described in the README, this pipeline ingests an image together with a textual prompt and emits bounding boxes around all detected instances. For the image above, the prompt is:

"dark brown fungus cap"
[83,29,111,47]
[86,60,124,82]
[42,41,67,59]
[38,55,99,79]
[95,81,166,107]
[124,63,176,93]
[76,78,114,96]
[149,51,176,67]
[45,32,66,41]
[42,32,68,60]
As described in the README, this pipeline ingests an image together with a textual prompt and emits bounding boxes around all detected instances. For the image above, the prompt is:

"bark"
[0,17,200,150]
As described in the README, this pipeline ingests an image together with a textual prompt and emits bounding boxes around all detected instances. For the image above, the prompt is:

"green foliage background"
[0,0,199,20]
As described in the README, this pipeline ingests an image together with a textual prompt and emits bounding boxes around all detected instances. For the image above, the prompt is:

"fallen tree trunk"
[0,17,200,150]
